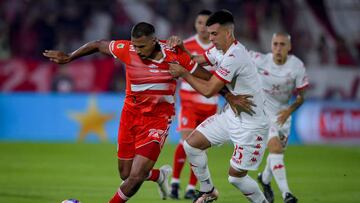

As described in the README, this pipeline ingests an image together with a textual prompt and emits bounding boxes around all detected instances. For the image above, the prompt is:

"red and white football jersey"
[109,40,197,117]
[180,34,218,110]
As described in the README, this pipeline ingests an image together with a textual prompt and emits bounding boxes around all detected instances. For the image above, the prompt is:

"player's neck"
[223,38,236,53]
[148,43,163,60]
[273,56,287,65]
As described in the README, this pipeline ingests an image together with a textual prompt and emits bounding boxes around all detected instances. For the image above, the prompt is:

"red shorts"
[178,101,217,131]
[117,109,172,161]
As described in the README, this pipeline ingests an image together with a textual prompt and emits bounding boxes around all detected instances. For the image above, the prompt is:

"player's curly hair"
[131,22,155,38]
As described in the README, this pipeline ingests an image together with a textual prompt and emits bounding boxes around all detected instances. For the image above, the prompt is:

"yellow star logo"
[69,97,114,142]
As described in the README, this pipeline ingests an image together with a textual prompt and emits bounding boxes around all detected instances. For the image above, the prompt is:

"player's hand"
[167,36,184,49]
[226,94,256,116]
[169,63,187,78]
[43,50,71,64]
[276,109,291,126]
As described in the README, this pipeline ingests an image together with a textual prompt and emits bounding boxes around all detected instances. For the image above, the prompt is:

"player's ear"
[152,37,158,45]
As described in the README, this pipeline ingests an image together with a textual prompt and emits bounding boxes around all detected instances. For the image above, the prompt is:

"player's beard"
[146,43,161,60]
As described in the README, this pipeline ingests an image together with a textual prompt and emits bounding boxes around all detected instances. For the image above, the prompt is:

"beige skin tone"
[169,23,252,178]
[268,34,306,154]
[195,14,211,45]
[43,33,254,196]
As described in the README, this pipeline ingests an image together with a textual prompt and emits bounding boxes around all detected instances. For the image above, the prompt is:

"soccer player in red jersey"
[43,22,253,203]
[170,10,217,200]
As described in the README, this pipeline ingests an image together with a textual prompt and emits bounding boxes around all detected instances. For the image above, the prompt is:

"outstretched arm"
[43,40,111,64]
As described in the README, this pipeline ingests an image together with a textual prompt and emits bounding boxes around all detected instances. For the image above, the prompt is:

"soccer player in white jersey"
[170,10,217,200]
[249,33,308,203]
[169,10,269,203]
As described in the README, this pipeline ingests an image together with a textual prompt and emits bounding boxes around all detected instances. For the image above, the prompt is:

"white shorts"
[196,107,269,171]
[268,114,291,148]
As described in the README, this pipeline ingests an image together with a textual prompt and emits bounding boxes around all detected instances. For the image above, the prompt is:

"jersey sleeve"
[203,47,218,66]
[248,50,265,66]
[214,55,239,83]
[176,47,198,73]
[109,40,131,64]
[295,63,309,90]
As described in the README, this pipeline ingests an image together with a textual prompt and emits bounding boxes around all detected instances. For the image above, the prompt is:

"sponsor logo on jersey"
[149,69,169,73]
[217,67,230,76]
[148,64,158,68]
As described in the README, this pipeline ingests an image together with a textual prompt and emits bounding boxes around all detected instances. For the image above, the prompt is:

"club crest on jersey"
[117,43,125,49]
[218,67,230,76]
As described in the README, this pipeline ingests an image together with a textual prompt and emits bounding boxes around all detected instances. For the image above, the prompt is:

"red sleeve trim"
[189,63,198,74]
[296,83,309,91]
[203,52,213,66]
[214,72,230,83]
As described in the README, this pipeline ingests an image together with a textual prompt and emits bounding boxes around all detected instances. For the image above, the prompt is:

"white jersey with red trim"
[249,51,309,114]
[180,34,218,106]
[109,40,197,116]
[205,41,267,127]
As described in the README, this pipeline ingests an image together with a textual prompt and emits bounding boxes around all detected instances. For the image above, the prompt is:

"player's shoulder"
[110,40,131,49]
[206,46,222,56]
[159,40,178,53]
[248,50,269,62]
[288,55,306,69]
[226,42,249,61]
[183,35,196,45]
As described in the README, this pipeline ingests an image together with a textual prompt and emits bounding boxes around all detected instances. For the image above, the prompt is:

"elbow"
[203,93,213,98]
[297,95,305,104]
[93,40,106,48]
[203,89,216,98]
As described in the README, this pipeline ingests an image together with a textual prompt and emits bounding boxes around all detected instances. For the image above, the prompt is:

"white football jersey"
[205,41,267,127]
[249,51,309,114]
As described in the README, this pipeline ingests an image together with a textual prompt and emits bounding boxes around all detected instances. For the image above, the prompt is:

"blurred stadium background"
[0,0,359,203]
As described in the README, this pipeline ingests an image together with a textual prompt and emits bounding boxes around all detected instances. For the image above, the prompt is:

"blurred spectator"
[0,18,10,60]
[51,67,74,93]
[317,35,331,65]
[109,62,126,92]
[84,6,112,42]
[335,36,357,66]
[0,0,358,80]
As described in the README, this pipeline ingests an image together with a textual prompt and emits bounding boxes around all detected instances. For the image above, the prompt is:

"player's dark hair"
[206,10,234,26]
[131,22,155,38]
[198,9,212,16]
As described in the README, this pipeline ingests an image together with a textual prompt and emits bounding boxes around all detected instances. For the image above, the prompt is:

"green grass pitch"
[0,142,359,203]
